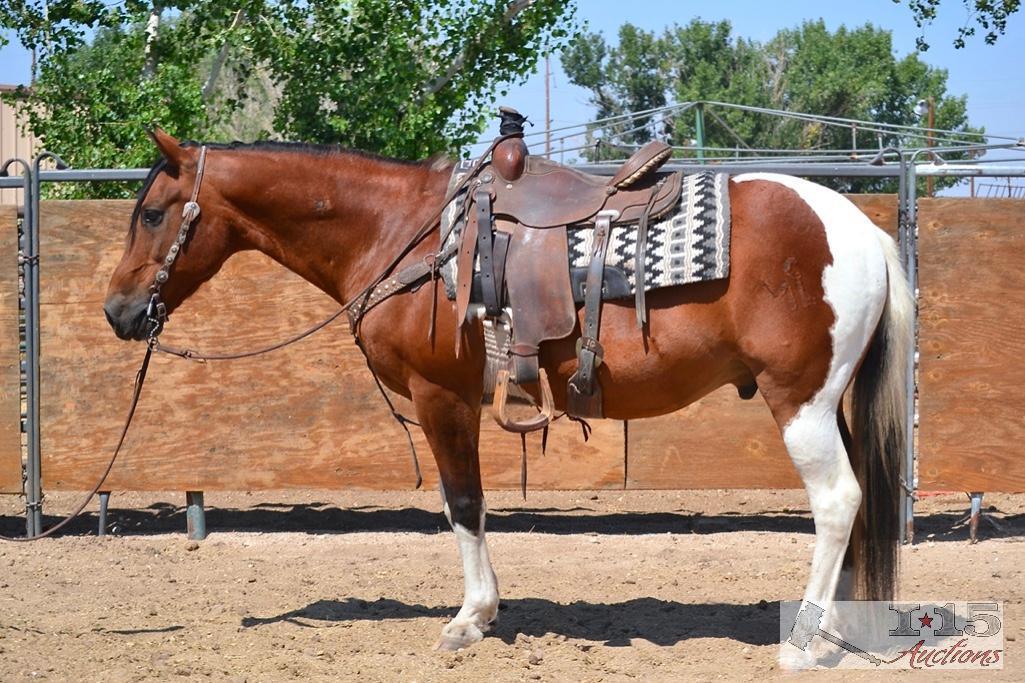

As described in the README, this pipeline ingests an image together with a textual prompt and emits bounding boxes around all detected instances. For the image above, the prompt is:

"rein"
[0,149,211,541]
[2,138,499,540]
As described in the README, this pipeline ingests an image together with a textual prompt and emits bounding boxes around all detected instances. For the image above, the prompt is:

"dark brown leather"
[456,138,683,429]
[634,183,661,328]
[609,140,673,188]
[454,207,480,354]
[490,157,682,229]
[566,212,613,418]
[492,136,528,182]
[475,190,501,316]
[503,221,576,383]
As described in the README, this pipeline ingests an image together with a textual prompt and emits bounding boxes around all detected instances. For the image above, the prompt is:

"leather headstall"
[146,145,209,340]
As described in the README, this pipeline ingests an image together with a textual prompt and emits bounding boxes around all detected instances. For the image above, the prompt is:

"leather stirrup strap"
[454,205,480,355]
[634,182,663,328]
[475,190,501,317]
[567,210,616,418]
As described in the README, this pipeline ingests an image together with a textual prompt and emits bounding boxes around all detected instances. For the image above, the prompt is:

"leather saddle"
[456,108,682,433]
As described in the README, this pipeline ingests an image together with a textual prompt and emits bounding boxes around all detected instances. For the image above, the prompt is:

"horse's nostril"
[103,302,121,330]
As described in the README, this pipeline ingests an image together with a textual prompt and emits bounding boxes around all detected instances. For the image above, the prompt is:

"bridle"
[0,147,211,541]
[1,137,499,541]
[146,145,208,341]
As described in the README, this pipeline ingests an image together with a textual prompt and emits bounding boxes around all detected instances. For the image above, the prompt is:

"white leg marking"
[733,175,891,669]
[437,501,499,651]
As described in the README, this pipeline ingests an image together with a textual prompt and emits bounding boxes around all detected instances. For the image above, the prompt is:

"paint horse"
[105,128,911,666]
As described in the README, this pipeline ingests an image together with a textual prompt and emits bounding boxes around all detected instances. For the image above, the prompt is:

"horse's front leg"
[410,376,498,651]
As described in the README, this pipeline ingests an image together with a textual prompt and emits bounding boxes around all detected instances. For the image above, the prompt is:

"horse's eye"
[141,208,164,228]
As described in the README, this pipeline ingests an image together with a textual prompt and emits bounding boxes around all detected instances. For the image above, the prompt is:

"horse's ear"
[147,126,194,171]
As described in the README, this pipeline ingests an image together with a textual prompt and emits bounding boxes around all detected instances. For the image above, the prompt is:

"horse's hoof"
[434,621,485,651]
[778,645,817,671]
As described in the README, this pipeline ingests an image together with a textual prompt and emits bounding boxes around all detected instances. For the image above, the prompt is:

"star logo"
[918,613,934,628]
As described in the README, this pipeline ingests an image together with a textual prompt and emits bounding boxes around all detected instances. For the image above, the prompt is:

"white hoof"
[779,644,818,671]
[434,620,486,651]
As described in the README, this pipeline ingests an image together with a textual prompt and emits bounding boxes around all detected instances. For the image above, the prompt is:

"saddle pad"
[439,162,731,300]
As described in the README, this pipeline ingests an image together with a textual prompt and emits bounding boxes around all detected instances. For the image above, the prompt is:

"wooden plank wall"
[38,201,624,491]
[0,206,22,492]
[24,194,1025,493]
[917,198,1025,491]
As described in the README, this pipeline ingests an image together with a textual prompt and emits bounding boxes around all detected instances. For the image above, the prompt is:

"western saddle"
[456,107,683,433]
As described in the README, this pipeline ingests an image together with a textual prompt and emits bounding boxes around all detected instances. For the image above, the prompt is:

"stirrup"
[492,367,555,434]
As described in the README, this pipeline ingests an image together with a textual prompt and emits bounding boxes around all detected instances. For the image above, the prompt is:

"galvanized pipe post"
[25,156,43,537]
[0,158,34,536]
[97,491,110,536]
[968,492,984,544]
[896,151,908,265]
[901,161,920,544]
[23,152,69,537]
[694,103,706,164]
[186,491,206,540]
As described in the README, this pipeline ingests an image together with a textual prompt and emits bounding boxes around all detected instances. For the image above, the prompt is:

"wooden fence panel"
[917,198,1025,492]
[0,206,21,492]
[38,201,624,491]
[33,194,1025,493]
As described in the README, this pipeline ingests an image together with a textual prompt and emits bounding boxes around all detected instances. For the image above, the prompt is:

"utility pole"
[544,56,552,159]
[694,103,706,164]
[927,96,935,197]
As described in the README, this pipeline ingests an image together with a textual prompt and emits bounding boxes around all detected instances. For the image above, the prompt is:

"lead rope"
[1,343,155,542]
[2,141,504,539]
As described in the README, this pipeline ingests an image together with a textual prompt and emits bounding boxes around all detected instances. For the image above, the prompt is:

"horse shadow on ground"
[239,596,782,647]
[1,501,1020,543]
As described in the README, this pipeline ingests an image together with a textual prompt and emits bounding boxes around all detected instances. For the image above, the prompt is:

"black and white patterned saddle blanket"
[439,161,732,301]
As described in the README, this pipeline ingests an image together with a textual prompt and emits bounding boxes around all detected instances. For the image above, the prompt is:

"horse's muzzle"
[103,296,151,341]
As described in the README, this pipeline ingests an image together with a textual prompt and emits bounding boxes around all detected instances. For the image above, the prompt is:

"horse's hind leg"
[775,393,861,605]
[410,377,499,651]
[761,373,861,668]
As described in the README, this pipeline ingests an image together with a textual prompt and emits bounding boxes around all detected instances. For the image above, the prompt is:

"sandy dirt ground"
[1,488,1024,682]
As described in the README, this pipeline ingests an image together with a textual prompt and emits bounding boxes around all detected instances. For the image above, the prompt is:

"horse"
[104,128,911,665]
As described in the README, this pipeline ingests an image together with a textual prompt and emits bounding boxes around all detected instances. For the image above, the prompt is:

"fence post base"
[186,491,206,541]
[97,491,110,536]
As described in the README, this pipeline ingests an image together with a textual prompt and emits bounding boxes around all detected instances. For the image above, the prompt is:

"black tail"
[848,233,913,600]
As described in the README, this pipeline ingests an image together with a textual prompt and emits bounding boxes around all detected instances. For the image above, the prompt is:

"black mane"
[179,139,424,167]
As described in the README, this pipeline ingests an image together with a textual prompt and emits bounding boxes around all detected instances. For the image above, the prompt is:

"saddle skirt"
[439,162,732,302]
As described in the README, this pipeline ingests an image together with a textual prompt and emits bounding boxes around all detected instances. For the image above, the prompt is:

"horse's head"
[104,128,238,340]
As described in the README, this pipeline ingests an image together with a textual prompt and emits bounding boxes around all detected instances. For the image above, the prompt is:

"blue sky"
[1,1,1022,148]
[476,1,1024,154]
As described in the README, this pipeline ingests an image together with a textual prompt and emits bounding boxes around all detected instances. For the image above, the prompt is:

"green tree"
[1,1,578,197]
[562,19,982,192]
[895,0,1021,49]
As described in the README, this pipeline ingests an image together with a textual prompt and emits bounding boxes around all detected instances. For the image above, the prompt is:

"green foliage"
[895,0,1021,49]
[562,20,983,192]
[0,1,578,197]
[249,0,577,158]
[7,21,208,198]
